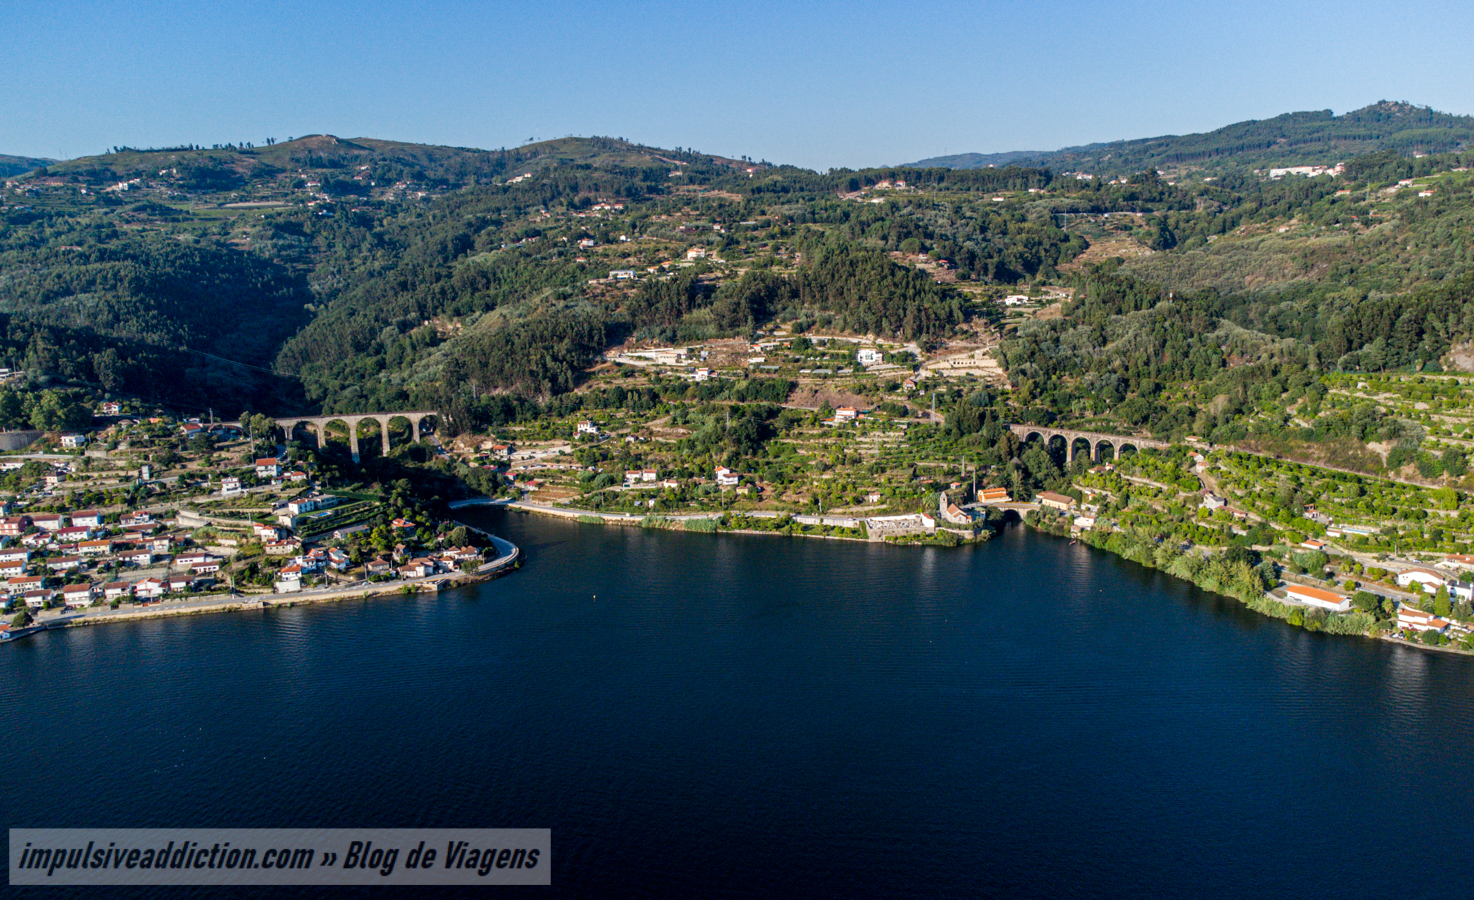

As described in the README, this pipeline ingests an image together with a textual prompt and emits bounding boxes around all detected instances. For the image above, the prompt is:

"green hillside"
[0,154,53,178]
[914,102,1474,176]
[7,114,1474,436]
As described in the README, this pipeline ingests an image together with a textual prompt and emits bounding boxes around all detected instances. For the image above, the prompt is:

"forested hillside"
[7,108,1474,436]
[916,102,1474,176]
[0,154,51,179]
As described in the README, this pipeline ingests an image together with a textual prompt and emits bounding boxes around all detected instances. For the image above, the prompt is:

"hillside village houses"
[0,426,496,621]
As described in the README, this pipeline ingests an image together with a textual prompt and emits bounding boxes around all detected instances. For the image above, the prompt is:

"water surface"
[4,511,1471,898]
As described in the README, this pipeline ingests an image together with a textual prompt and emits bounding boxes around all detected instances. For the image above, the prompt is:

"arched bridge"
[280,410,439,463]
[1008,424,1169,463]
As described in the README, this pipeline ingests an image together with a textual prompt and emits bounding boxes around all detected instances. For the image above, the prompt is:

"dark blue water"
[5,510,1474,898]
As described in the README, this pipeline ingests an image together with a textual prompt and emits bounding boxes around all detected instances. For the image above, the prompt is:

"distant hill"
[912,102,1474,176]
[28,134,747,200]
[0,153,53,178]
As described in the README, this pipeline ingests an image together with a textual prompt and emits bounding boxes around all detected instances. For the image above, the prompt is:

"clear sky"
[6,0,1474,170]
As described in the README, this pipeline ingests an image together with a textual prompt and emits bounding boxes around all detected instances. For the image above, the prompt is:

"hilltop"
[21,133,750,201]
[913,102,1474,176]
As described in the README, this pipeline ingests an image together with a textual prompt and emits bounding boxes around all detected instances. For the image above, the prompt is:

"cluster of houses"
[0,435,492,611]
[1,508,224,609]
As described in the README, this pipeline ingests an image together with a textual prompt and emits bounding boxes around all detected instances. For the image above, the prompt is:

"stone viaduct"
[1007,424,1170,464]
[278,410,439,463]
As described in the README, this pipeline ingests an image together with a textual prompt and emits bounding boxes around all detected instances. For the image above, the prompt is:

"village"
[0,402,510,638]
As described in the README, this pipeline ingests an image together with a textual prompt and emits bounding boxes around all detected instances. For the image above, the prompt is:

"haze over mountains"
[911,101,1474,176]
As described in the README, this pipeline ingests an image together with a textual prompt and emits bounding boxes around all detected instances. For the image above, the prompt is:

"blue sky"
[5,0,1474,170]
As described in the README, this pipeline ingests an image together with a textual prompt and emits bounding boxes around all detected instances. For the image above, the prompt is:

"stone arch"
[1045,433,1068,463]
[353,417,386,461]
[385,414,416,453]
[285,420,320,449]
[1117,442,1139,459]
[1095,440,1117,463]
[1070,436,1094,463]
[319,417,353,455]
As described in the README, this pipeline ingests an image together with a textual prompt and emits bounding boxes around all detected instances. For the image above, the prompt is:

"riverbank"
[4,531,521,641]
[1025,514,1474,656]
[481,497,1003,546]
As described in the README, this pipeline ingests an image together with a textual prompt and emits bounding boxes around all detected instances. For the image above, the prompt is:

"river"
[4,509,1473,898]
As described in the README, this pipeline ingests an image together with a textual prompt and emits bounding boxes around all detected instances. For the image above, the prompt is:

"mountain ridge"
[911,101,1474,176]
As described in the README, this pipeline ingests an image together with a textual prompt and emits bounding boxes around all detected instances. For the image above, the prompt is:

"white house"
[221,476,243,495]
[400,558,438,579]
[715,467,740,487]
[60,433,87,449]
[576,421,600,436]
[71,510,104,528]
[30,513,65,531]
[1397,604,1450,633]
[61,583,96,608]
[1396,567,1451,595]
[1285,584,1353,613]
[275,564,304,593]
[857,348,884,366]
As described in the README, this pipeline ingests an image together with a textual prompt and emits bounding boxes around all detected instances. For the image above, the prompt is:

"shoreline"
[1038,520,1474,658]
[478,497,1000,547]
[3,532,522,641]
[7,574,491,638]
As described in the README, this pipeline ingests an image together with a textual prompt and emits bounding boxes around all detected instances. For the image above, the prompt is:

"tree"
[94,347,126,392]
[28,390,91,431]
[1442,448,1467,477]
[11,609,32,628]
[0,391,23,429]
[247,414,279,448]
